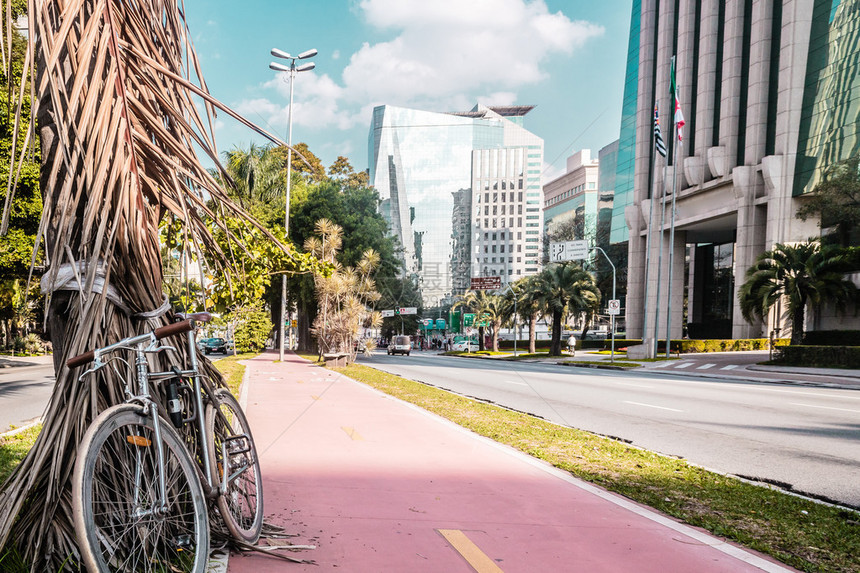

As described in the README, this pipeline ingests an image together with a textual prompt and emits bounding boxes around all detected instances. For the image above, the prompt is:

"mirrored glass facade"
[369,104,544,307]
[795,0,860,195]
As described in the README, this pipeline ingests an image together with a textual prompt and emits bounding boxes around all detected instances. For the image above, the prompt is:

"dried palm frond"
[0,0,311,568]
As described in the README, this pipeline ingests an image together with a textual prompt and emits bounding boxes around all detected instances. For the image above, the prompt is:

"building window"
[491,245,496,253]
[484,206,489,215]
[518,217,522,226]
[484,218,489,227]
[500,245,505,253]
[484,245,488,253]
[517,232,522,239]
[509,217,514,227]
[493,193,498,202]
[517,245,522,252]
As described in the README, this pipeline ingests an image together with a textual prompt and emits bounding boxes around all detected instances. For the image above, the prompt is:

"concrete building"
[368,104,544,308]
[543,150,601,242]
[617,0,860,342]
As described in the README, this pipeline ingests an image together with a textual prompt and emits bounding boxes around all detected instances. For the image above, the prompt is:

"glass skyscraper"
[368,104,544,308]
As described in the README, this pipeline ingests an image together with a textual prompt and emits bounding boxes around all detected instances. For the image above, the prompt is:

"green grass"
[333,362,860,573]
[0,425,41,486]
[212,352,257,397]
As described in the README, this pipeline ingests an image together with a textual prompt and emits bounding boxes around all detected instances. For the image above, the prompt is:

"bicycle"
[67,312,263,572]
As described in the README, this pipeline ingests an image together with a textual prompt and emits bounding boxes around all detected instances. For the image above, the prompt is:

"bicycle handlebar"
[66,319,195,369]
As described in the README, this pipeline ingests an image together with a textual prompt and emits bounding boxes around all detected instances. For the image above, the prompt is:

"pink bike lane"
[227,352,794,573]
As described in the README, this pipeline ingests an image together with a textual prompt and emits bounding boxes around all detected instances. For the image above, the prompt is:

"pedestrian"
[567,335,576,356]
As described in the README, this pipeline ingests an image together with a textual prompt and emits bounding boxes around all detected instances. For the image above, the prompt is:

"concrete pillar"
[732,166,765,338]
[666,230,687,340]
[687,0,720,187]
[745,0,774,166]
[627,0,659,338]
[718,0,746,173]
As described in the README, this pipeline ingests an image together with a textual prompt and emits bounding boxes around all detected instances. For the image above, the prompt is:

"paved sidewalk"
[228,352,794,573]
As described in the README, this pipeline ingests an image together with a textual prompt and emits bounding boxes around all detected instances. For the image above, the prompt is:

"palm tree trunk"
[791,303,806,345]
[528,314,537,353]
[550,310,563,356]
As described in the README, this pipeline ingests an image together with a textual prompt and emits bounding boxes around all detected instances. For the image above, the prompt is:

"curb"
[0,418,42,439]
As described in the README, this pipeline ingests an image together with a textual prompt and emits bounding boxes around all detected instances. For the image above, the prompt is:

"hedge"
[602,338,790,353]
[774,345,860,369]
[802,330,860,346]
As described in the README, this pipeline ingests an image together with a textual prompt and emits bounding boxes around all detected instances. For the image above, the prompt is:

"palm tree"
[0,2,309,565]
[454,289,495,350]
[512,275,544,354]
[535,263,601,356]
[223,143,288,203]
[739,240,857,345]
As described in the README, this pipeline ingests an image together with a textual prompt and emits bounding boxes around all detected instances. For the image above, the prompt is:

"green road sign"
[463,313,475,327]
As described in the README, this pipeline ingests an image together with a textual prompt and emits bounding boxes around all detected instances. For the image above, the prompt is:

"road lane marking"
[790,403,860,414]
[437,529,504,573]
[721,365,738,370]
[697,363,716,370]
[503,380,527,386]
[652,362,672,368]
[674,362,693,369]
[623,400,683,412]
[341,426,364,441]
[768,388,860,400]
[613,381,654,389]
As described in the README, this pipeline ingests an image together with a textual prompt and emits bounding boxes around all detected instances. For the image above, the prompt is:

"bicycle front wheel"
[73,405,209,573]
[206,388,263,543]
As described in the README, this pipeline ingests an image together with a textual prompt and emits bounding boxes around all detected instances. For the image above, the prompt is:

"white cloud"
[344,0,604,105]
[233,0,603,144]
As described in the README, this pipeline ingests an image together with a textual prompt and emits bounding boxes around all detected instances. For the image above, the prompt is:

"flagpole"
[652,145,668,358]
[642,105,663,359]
[665,55,682,358]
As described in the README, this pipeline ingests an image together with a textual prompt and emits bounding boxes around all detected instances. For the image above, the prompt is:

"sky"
[183,0,634,183]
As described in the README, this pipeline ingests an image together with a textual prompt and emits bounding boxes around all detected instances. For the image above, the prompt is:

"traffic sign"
[398,307,417,315]
[470,276,501,290]
[381,309,395,318]
[550,240,589,262]
[607,299,621,316]
[463,313,475,327]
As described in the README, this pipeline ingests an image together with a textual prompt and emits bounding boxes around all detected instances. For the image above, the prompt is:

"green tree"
[535,263,601,356]
[738,240,857,345]
[453,289,505,351]
[796,154,860,247]
[231,303,273,353]
[329,155,370,189]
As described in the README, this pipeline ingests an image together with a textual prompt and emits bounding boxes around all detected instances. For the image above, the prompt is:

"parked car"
[387,335,412,356]
[451,340,479,352]
[202,337,227,354]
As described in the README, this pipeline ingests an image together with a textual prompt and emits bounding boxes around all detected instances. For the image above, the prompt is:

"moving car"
[202,337,227,355]
[387,335,411,356]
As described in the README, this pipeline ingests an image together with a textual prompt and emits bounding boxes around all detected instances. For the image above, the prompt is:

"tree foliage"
[796,154,860,247]
[535,263,601,356]
[738,240,857,345]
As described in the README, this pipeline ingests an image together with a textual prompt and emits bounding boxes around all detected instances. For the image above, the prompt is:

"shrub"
[774,345,860,369]
[230,304,272,353]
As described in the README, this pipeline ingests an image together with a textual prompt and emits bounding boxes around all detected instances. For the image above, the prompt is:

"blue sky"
[184,0,633,181]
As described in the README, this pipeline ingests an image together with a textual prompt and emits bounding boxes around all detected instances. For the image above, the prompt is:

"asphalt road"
[358,351,860,508]
[0,363,55,432]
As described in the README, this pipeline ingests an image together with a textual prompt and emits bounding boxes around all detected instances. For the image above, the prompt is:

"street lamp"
[270,47,317,361]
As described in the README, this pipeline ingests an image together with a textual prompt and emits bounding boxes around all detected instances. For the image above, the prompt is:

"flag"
[653,105,667,157]
[670,55,685,141]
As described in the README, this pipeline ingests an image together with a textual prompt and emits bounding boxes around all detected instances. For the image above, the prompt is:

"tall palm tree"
[739,240,857,344]
[0,2,308,565]
[536,263,601,356]
[512,275,544,354]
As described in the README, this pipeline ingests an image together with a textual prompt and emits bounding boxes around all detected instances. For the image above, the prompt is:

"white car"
[451,340,479,352]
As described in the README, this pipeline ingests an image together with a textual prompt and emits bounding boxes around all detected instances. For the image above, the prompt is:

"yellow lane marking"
[311,395,321,400]
[340,426,364,441]
[437,529,504,573]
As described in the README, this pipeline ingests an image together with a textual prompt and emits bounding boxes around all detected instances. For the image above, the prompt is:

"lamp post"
[270,47,317,361]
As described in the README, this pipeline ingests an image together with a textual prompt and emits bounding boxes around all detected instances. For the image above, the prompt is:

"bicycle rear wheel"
[206,388,263,543]
[73,404,209,572]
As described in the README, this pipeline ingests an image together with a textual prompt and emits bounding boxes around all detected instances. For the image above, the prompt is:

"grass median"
[334,361,859,573]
